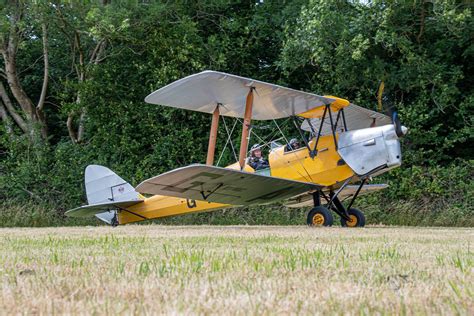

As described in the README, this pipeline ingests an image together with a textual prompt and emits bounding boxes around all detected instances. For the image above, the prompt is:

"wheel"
[307,206,334,227]
[340,208,366,227]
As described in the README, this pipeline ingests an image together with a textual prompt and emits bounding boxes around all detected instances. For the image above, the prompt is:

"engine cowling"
[337,124,406,176]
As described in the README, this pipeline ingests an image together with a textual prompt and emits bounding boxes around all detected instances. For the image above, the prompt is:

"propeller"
[377,81,407,138]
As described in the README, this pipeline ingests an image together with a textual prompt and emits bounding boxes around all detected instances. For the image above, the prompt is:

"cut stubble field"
[1,225,473,315]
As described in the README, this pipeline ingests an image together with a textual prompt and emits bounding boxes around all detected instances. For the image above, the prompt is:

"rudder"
[85,165,142,225]
[85,165,141,204]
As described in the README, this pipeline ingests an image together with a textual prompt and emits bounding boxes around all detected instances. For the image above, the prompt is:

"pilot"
[248,144,269,170]
[286,138,301,152]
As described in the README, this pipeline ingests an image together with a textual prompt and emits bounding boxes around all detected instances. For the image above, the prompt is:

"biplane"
[66,71,407,227]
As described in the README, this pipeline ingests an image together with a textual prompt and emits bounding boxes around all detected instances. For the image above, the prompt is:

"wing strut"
[238,87,254,169]
[206,104,220,165]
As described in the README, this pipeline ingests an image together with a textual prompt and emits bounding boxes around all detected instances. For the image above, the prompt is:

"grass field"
[1,226,473,315]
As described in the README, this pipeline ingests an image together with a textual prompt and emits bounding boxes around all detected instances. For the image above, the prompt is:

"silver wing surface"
[285,184,389,208]
[65,200,143,218]
[145,70,335,120]
[136,164,321,205]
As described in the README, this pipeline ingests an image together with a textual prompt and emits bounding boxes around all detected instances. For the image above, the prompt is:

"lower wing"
[136,164,321,206]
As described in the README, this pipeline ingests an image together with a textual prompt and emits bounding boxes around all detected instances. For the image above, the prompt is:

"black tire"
[340,208,366,227]
[307,206,334,227]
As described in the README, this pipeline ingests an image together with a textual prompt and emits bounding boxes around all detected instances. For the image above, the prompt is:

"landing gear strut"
[111,212,119,227]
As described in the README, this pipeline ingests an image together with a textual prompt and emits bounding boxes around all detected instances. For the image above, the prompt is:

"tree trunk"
[77,110,86,142]
[36,23,49,139]
[67,113,78,143]
[1,10,49,142]
[417,1,426,44]
[0,81,28,133]
[3,52,37,123]
[0,99,13,135]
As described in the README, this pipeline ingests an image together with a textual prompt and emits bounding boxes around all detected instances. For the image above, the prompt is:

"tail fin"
[85,165,141,204]
[66,165,143,225]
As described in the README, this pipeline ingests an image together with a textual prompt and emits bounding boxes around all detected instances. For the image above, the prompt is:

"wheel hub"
[346,214,358,227]
[312,213,325,225]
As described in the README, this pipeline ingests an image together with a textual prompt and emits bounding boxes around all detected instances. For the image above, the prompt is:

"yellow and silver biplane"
[66,71,407,227]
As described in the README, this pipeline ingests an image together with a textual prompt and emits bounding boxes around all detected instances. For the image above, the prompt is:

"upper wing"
[145,70,335,120]
[285,184,389,208]
[300,103,391,135]
[65,200,143,218]
[136,164,321,206]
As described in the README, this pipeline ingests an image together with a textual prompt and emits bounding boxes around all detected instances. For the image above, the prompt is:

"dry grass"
[1,225,473,315]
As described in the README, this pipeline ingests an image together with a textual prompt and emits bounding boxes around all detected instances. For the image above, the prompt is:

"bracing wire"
[218,116,282,166]
[222,116,238,161]
[271,118,315,183]
[235,117,290,152]
[216,117,239,166]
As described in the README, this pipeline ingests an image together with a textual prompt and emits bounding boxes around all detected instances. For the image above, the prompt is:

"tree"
[52,1,123,143]
[280,0,473,164]
[0,1,49,141]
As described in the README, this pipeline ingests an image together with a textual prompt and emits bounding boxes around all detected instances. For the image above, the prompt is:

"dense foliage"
[1,0,472,227]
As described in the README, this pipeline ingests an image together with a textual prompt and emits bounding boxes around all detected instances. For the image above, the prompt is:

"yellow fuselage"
[119,134,354,224]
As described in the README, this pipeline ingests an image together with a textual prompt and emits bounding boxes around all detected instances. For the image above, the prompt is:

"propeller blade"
[377,81,407,137]
[391,111,406,137]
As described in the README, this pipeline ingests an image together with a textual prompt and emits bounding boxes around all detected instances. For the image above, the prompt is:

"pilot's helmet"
[250,144,261,155]
[289,138,300,149]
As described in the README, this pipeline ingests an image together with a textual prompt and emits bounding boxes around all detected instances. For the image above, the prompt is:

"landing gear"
[307,206,333,227]
[308,180,367,228]
[340,208,365,227]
